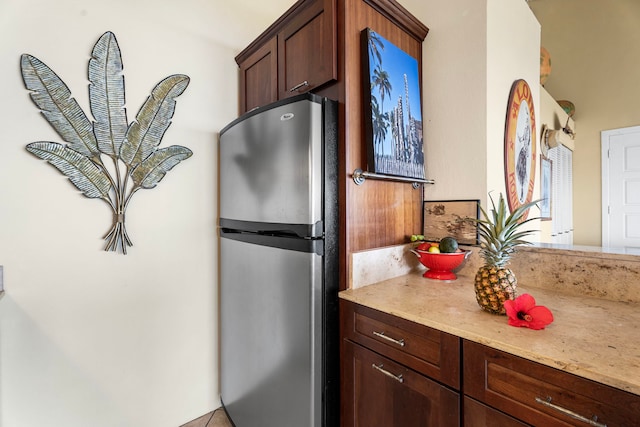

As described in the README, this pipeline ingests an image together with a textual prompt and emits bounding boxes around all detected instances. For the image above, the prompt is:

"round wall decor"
[504,79,536,218]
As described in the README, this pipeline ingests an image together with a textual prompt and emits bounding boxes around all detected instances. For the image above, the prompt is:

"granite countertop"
[339,271,640,396]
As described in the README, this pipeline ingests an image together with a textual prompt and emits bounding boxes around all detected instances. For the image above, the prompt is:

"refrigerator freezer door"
[219,97,324,235]
[220,237,323,427]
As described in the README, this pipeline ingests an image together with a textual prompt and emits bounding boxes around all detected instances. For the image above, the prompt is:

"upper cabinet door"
[238,37,278,114]
[277,0,337,99]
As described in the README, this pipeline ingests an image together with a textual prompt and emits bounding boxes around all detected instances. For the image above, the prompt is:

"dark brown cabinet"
[340,299,640,426]
[277,0,337,99]
[341,300,461,426]
[463,340,640,426]
[235,0,337,114]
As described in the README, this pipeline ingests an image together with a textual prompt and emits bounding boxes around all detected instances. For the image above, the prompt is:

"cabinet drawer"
[342,340,460,427]
[464,340,640,426]
[463,396,528,427]
[341,300,460,389]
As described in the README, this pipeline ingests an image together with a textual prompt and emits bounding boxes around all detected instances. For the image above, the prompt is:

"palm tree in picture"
[370,95,389,156]
[367,30,384,67]
[371,64,392,155]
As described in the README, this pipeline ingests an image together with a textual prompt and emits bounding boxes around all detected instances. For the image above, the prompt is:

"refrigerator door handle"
[220,228,324,256]
[219,218,323,239]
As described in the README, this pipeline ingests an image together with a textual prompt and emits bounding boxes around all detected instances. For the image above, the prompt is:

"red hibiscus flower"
[504,293,554,330]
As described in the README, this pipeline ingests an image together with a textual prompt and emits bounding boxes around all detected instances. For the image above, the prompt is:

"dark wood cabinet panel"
[342,340,460,427]
[463,340,640,427]
[238,38,278,113]
[341,0,427,262]
[278,0,337,98]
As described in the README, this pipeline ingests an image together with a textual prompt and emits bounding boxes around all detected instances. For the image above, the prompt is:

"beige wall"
[416,0,488,201]
[417,0,541,223]
[486,0,541,206]
[0,0,293,425]
[529,0,640,246]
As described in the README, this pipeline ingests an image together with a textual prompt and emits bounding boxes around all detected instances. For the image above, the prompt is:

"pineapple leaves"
[120,75,190,170]
[474,193,540,267]
[132,145,193,189]
[21,54,101,161]
[22,32,192,254]
[26,142,112,199]
[89,31,128,158]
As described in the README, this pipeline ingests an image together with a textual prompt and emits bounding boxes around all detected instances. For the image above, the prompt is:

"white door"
[601,126,640,249]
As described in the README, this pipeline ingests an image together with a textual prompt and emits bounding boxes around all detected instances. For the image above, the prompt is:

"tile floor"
[181,408,233,427]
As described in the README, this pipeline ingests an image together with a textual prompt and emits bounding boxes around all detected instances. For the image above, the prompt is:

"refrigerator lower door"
[220,236,323,427]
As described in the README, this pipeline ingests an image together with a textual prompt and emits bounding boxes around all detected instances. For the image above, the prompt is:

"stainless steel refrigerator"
[218,93,339,427]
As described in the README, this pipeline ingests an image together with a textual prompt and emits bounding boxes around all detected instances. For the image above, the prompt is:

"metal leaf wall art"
[21,31,192,254]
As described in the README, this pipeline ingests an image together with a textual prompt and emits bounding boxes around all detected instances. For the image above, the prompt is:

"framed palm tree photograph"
[361,28,425,179]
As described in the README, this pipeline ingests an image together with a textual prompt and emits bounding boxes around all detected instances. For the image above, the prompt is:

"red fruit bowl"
[410,249,471,280]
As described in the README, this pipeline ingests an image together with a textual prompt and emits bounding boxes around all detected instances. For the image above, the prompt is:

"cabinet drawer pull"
[372,330,405,347]
[535,397,607,427]
[372,363,404,383]
[289,80,309,92]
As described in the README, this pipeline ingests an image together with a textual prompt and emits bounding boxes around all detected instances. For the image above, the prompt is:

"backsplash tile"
[509,246,640,303]
[350,244,422,289]
[352,244,640,303]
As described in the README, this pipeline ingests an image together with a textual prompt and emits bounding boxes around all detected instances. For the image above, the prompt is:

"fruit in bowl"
[410,238,470,280]
[439,236,459,253]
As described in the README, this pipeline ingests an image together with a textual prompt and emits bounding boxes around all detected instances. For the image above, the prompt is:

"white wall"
[0,0,288,425]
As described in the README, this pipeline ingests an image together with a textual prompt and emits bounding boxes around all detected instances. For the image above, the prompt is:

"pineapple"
[473,193,539,315]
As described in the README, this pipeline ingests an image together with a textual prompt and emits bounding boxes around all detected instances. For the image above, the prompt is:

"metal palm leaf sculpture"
[21,31,192,254]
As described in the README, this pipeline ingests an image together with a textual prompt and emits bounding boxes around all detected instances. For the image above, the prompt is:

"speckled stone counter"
[342,254,640,396]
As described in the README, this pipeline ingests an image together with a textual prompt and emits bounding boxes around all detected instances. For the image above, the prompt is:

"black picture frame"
[361,28,425,179]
